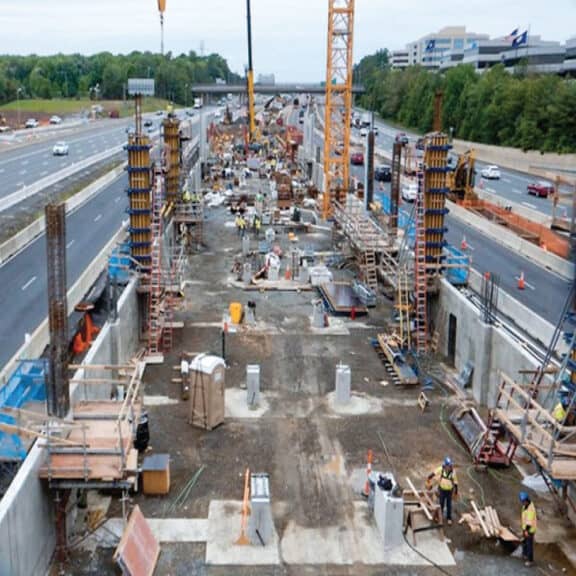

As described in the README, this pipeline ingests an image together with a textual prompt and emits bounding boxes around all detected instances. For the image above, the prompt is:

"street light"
[185,83,189,108]
[16,87,23,128]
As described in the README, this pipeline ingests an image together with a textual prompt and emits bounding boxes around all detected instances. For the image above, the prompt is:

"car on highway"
[481,165,501,180]
[49,115,62,125]
[52,141,69,156]
[527,180,554,198]
[395,132,409,145]
[401,181,419,202]
[375,165,392,182]
[25,118,38,129]
[350,151,364,165]
[143,119,153,127]
[360,128,367,138]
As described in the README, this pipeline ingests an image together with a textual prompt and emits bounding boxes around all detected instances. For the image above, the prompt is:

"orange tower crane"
[322,0,355,219]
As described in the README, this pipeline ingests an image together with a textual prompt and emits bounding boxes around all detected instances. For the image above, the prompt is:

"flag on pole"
[512,30,528,47]
[505,28,519,42]
[425,39,436,52]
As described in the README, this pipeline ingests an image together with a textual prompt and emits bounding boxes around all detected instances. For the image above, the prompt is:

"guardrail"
[0,144,124,213]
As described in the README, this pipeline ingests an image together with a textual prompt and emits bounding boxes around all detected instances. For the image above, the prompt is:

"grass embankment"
[0,97,176,117]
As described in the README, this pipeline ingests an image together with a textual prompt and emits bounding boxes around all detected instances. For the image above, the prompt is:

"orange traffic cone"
[518,272,526,290]
[460,235,468,250]
[361,449,373,498]
[285,265,292,280]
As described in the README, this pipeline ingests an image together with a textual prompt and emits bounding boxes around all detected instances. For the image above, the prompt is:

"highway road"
[353,116,572,218]
[0,175,127,369]
[0,107,212,372]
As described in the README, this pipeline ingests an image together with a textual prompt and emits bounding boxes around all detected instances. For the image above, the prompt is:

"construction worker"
[238,215,246,237]
[427,456,458,525]
[552,397,568,424]
[519,492,537,567]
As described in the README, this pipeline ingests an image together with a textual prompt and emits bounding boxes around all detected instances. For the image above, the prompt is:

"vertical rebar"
[46,203,69,418]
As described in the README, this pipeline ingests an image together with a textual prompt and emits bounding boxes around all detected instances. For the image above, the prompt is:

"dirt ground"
[61,195,576,576]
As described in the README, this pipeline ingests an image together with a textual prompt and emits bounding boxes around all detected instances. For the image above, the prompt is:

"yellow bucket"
[229,302,243,325]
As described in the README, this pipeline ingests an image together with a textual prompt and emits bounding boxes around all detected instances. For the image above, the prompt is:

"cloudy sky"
[1,0,574,81]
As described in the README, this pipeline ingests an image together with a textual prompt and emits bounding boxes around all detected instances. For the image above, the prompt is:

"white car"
[25,118,38,129]
[52,141,69,156]
[49,115,62,125]
[401,182,418,202]
[360,128,367,137]
[481,165,501,180]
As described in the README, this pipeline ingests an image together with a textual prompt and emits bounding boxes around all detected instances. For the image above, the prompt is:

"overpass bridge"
[191,82,365,98]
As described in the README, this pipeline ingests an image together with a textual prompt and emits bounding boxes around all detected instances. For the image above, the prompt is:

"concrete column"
[246,364,260,407]
[335,364,351,404]
[248,473,274,545]
[312,300,324,328]
[472,323,493,407]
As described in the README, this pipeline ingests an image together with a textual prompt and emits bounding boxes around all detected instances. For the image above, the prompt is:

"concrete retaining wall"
[435,278,540,407]
[0,276,139,576]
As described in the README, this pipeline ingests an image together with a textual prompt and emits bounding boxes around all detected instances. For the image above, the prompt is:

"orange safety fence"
[460,199,570,259]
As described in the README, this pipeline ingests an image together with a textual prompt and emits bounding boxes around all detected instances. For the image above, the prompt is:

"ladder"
[413,169,428,354]
[396,268,412,350]
[147,171,164,355]
[362,249,378,292]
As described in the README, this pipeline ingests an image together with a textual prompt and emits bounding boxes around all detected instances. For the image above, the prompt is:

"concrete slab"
[144,395,179,406]
[225,388,271,418]
[326,390,383,416]
[281,502,455,566]
[110,518,207,542]
[205,500,281,565]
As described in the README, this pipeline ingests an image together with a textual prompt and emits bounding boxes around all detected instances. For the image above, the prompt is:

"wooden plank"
[405,478,433,521]
[471,500,490,538]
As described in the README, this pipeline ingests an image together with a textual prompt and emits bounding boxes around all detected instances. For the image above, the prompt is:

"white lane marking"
[17,182,24,187]
[514,275,536,291]
[0,168,4,174]
[40,170,48,176]
[19,169,27,175]
[66,240,75,249]
[114,196,122,203]
[503,177,512,184]
[42,161,48,166]
[21,276,37,291]
[21,160,29,166]
[94,214,102,222]
[521,202,537,209]
[511,188,522,194]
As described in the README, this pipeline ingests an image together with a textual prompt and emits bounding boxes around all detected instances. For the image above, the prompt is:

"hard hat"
[561,396,570,407]
[519,491,529,502]
[443,457,452,467]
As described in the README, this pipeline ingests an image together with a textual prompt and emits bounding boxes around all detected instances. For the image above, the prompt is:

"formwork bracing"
[45,203,70,418]
[126,133,152,268]
[322,0,355,218]
[163,116,181,203]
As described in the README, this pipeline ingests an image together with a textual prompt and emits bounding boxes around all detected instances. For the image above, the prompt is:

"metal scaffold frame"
[323,0,355,219]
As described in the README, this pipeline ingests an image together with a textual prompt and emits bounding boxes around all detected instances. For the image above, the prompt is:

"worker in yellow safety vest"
[552,397,568,424]
[519,492,537,567]
[427,457,458,525]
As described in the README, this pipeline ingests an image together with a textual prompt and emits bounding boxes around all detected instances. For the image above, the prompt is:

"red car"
[351,152,364,165]
[527,180,554,198]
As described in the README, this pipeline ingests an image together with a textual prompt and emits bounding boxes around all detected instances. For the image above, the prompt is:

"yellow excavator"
[448,149,476,202]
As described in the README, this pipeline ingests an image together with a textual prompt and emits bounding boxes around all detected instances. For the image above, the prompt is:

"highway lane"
[355,115,571,217]
[0,107,212,372]
[0,175,128,369]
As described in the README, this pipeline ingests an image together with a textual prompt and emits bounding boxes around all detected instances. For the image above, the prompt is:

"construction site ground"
[62,199,576,576]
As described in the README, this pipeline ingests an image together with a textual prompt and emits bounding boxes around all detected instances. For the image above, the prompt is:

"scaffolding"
[46,203,70,418]
[163,116,181,204]
[322,0,355,219]
[413,169,428,354]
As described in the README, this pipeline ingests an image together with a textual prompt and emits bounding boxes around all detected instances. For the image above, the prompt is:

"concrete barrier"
[0,144,124,214]
[0,164,126,266]
[0,225,128,385]
[448,200,573,280]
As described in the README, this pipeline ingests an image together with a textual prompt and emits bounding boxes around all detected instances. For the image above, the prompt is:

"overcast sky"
[1,0,574,81]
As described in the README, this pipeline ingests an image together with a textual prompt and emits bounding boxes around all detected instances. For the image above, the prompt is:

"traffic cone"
[285,265,292,280]
[361,449,373,498]
[460,235,468,250]
[517,272,525,290]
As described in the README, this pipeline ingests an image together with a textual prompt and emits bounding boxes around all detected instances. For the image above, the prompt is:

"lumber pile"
[459,501,504,538]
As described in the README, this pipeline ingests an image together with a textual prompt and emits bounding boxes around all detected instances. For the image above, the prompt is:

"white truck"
[193,97,203,109]
[361,112,371,127]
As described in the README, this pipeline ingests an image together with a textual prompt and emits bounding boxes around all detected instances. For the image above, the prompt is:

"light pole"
[16,87,24,128]
[185,83,189,108]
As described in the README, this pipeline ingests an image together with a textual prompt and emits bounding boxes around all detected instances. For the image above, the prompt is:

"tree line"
[0,51,241,105]
[355,51,576,154]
